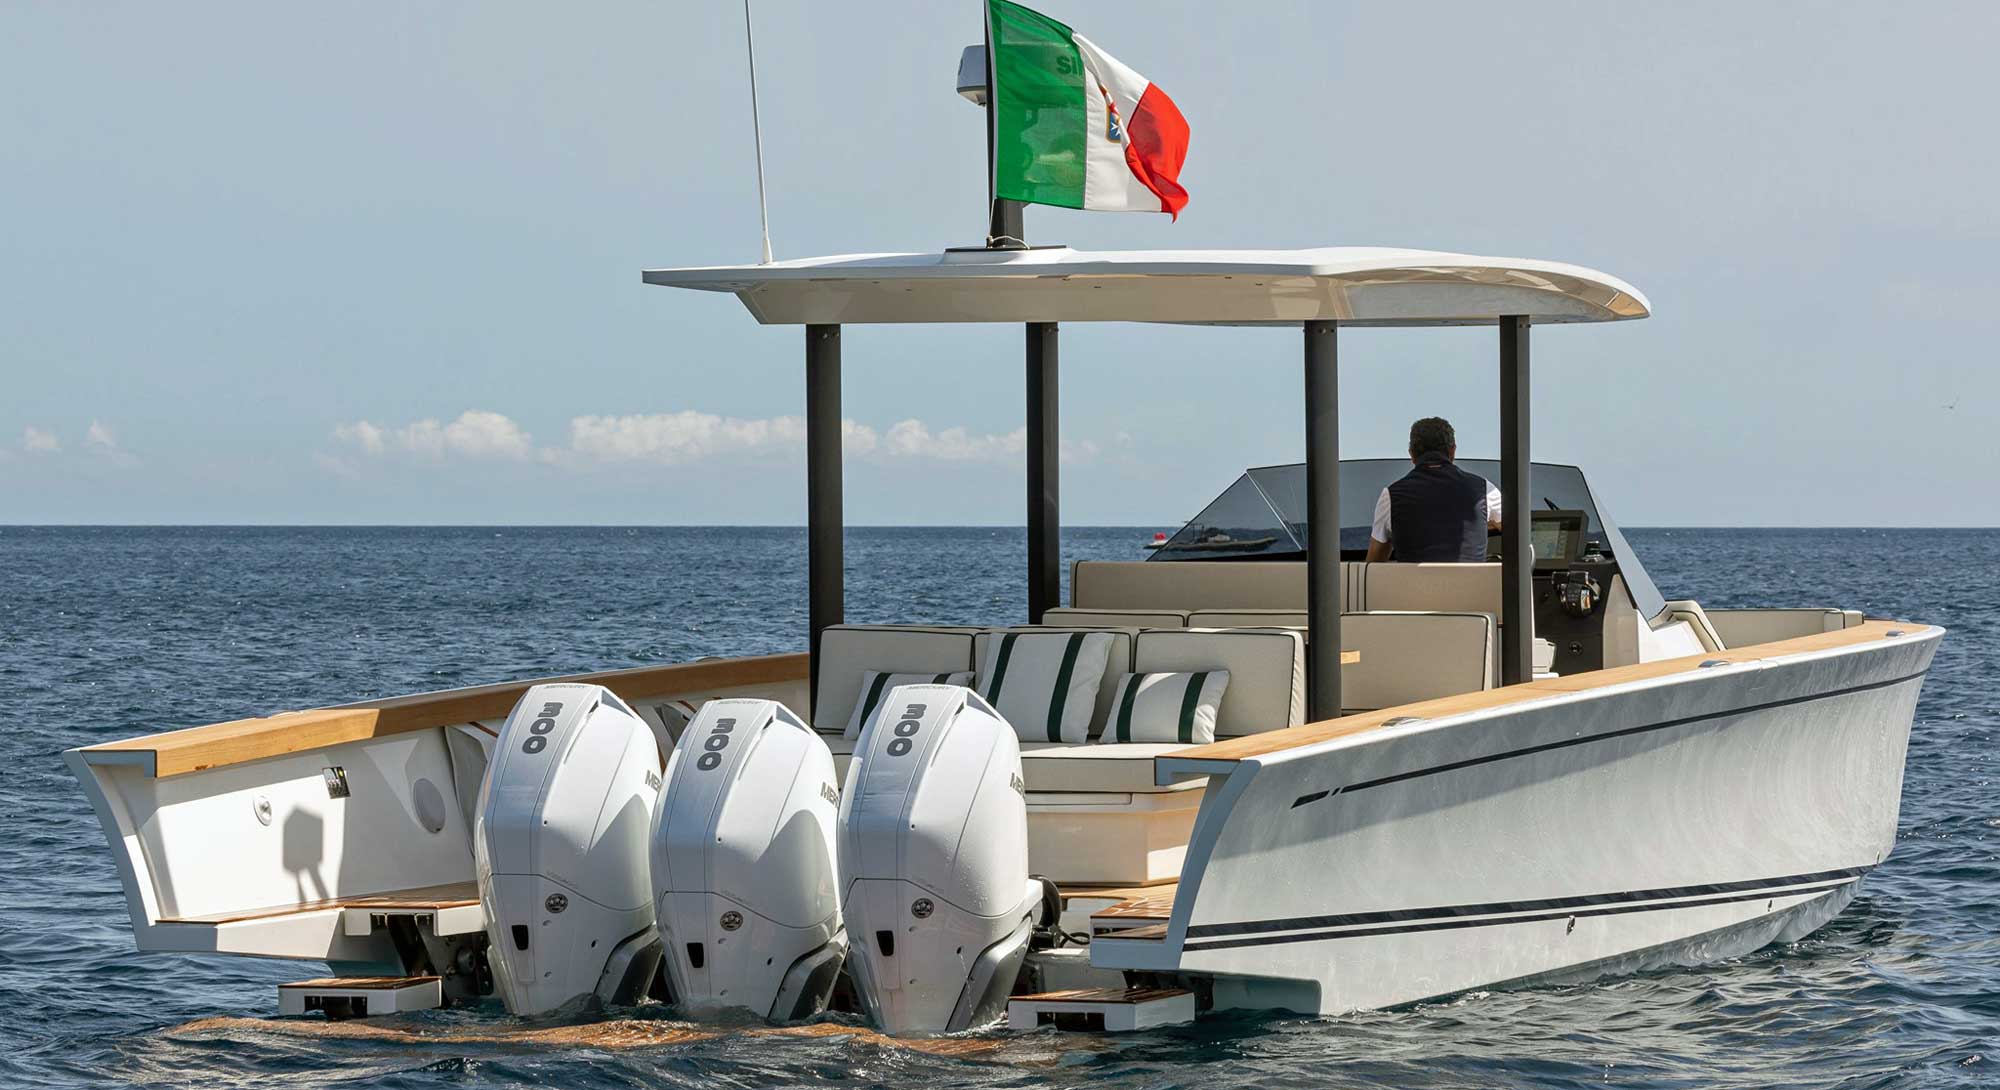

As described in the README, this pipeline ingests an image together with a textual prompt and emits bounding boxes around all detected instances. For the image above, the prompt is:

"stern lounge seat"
[1020,627,1306,884]
[812,623,1308,886]
[810,624,979,729]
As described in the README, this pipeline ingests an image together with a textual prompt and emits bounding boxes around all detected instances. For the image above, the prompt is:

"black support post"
[1499,316,1533,686]
[1304,320,1343,721]
[1026,322,1060,622]
[806,324,843,716]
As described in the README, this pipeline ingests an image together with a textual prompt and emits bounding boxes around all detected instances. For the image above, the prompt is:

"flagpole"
[983,5,1025,249]
[743,0,774,264]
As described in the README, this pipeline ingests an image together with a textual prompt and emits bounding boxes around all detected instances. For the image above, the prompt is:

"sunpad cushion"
[1102,670,1231,745]
[844,670,974,739]
[976,631,1114,745]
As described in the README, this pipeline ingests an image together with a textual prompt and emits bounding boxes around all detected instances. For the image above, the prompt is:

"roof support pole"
[1499,315,1533,686]
[806,323,843,718]
[1026,322,1060,622]
[1304,319,1343,721]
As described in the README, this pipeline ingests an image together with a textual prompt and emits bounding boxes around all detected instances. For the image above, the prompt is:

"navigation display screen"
[1531,510,1587,568]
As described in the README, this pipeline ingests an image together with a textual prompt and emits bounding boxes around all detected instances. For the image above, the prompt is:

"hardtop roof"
[642,245,1650,327]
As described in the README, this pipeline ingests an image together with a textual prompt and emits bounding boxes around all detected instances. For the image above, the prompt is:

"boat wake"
[162,1013,1058,1059]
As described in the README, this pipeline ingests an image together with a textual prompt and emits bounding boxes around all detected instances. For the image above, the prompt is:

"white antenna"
[743,0,773,265]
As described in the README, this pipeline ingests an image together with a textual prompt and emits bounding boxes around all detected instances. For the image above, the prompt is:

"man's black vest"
[1386,454,1490,562]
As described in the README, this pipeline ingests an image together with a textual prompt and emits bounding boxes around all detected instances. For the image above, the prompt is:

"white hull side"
[1095,630,1937,1014]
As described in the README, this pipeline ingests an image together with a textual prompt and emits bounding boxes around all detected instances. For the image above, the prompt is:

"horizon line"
[3,523,1996,532]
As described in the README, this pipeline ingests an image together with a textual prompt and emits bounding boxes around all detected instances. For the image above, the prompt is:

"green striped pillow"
[977,631,1115,745]
[844,670,974,739]
[1103,671,1231,745]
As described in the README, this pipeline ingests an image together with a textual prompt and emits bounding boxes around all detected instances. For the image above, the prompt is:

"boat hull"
[1092,626,1938,1014]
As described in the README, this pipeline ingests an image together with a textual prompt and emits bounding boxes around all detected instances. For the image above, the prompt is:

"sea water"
[1,526,1993,1088]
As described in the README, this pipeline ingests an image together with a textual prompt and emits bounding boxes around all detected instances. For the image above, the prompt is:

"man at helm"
[1364,417,1502,563]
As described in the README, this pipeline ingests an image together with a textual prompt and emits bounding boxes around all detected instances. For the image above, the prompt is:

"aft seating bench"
[810,622,1312,885]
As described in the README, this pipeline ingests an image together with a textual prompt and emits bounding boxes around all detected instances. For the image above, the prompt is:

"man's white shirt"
[1370,479,1504,545]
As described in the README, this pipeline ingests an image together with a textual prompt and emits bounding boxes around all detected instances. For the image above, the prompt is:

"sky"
[2,1,1995,526]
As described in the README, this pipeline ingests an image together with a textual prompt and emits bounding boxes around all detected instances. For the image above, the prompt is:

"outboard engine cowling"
[651,698,846,1021]
[475,683,665,1015]
[838,684,1039,1035]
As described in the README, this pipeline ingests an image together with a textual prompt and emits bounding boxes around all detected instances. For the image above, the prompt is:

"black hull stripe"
[1182,877,1861,952]
[1186,866,1873,939]
[1316,668,1928,799]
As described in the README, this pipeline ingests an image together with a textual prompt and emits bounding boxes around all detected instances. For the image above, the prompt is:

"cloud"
[882,419,1023,461]
[562,411,808,465]
[22,426,59,454]
[333,410,533,461]
[325,408,1105,471]
[332,420,385,456]
[84,419,140,466]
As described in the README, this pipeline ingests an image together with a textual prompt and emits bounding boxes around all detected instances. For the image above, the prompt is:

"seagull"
[1943,397,1958,411]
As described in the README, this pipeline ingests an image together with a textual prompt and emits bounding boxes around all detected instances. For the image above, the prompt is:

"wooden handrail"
[1171,620,1933,765]
[82,651,809,778]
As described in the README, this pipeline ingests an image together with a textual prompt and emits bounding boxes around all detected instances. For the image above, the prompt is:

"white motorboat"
[63,23,1941,1031]
[64,241,1940,1029]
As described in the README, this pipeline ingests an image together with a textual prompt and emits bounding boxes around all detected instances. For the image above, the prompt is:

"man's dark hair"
[1408,417,1456,460]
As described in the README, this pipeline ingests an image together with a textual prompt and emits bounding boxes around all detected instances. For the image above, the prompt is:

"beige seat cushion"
[1131,628,1305,736]
[1019,741,1192,793]
[812,625,979,731]
[1043,606,1189,628]
[1363,562,1504,618]
[1186,609,1307,628]
[1072,560,1366,611]
[1339,611,1495,713]
[973,626,1137,737]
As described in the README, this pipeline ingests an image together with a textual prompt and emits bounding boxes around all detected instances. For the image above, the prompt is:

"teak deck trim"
[160,881,481,926]
[84,652,809,779]
[1168,620,1932,765]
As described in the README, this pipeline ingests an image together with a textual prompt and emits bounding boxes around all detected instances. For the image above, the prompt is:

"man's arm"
[1367,487,1393,562]
[1485,481,1504,531]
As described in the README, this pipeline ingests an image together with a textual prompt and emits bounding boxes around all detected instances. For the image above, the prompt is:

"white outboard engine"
[651,699,846,1021]
[839,684,1040,1034]
[475,683,665,1016]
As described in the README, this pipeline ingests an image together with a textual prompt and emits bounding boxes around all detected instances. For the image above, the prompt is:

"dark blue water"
[2,527,1994,1088]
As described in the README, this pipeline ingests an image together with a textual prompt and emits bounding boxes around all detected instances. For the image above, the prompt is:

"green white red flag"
[985,0,1191,218]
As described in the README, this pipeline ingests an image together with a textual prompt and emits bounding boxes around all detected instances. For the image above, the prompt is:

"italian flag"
[986,0,1191,218]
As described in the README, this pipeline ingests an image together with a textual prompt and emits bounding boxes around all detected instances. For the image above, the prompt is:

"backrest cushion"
[845,670,974,739]
[1070,560,1374,613]
[974,626,1138,737]
[1186,609,1307,628]
[1339,611,1495,712]
[975,631,1117,744]
[812,625,979,732]
[1043,606,1189,628]
[1131,628,1305,736]
[1103,670,1231,745]
[1363,563,1502,619]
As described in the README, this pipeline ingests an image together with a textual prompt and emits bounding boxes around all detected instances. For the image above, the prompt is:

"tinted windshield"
[1150,459,1666,619]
